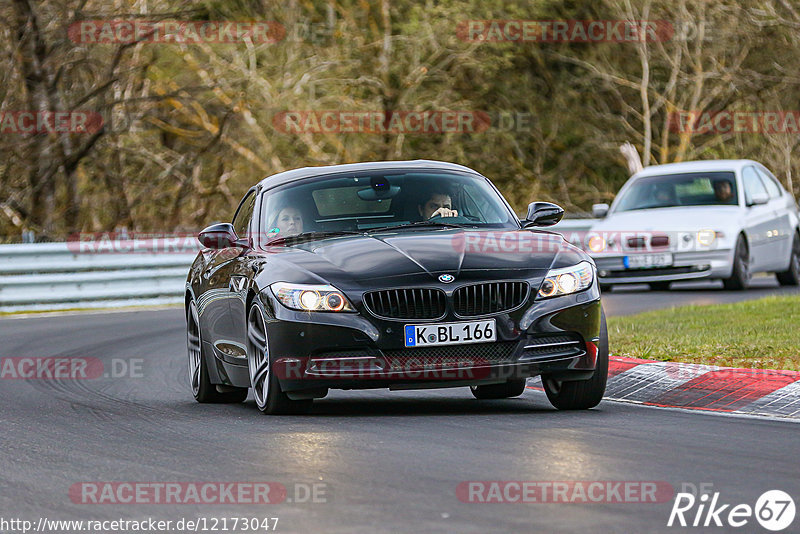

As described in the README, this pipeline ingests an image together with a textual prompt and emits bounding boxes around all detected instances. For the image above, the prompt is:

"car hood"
[252,228,585,289]
[594,206,742,233]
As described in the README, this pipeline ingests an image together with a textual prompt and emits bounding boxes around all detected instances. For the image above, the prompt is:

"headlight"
[697,229,723,246]
[537,261,594,299]
[270,282,355,312]
[587,235,607,253]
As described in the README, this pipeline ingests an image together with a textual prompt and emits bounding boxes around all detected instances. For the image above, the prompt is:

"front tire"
[542,310,609,410]
[246,299,312,415]
[723,236,750,290]
[187,301,247,403]
[776,232,800,286]
[470,379,527,399]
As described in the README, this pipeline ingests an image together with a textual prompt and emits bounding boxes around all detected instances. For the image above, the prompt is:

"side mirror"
[748,193,769,207]
[523,202,565,228]
[198,223,248,249]
[592,203,610,218]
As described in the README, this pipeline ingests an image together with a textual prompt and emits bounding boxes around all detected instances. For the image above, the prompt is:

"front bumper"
[592,249,734,284]
[253,285,603,393]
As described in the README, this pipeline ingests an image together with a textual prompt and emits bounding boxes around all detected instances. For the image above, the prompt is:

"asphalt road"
[602,275,800,316]
[1,284,799,533]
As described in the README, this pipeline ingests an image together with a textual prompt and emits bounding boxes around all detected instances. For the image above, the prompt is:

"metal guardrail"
[549,218,598,247]
[0,221,599,313]
[0,241,200,312]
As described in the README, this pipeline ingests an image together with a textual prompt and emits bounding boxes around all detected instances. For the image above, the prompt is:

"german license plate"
[404,319,496,348]
[624,253,673,269]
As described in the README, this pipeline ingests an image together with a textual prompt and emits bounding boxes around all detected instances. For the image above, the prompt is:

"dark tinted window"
[260,170,518,237]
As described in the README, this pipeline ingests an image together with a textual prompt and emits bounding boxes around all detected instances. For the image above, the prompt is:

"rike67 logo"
[668,489,795,531]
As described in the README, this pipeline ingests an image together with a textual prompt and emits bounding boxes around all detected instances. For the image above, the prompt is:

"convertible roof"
[255,160,481,190]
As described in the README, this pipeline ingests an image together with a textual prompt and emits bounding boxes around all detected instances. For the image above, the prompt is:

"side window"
[232,191,256,238]
[742,167,768,205]
[756,168,782,199]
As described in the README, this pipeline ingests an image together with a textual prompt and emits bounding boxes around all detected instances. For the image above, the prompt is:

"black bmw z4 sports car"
[185,160,608,414]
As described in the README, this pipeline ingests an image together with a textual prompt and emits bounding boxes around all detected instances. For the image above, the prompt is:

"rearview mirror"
[198,223,248,249]
[523,202,565,228]
[748,193,769,207]
[592,203,610,218]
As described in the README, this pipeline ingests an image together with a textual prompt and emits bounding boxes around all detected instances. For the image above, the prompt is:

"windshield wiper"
[265,230,362,246]
[364,220,473,233]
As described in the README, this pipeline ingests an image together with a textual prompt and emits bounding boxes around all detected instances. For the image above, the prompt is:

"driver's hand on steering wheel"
[429,207,459,218]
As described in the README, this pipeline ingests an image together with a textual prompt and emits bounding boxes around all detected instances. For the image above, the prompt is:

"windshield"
[614,172,739,212]
[258,170,519,241]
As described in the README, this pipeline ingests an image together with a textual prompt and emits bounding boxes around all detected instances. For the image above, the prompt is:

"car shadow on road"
[232,393,610,418]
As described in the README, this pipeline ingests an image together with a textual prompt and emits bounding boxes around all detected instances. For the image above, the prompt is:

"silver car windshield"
[614,172,738,212]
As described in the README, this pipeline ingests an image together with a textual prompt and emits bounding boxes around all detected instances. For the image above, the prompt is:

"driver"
[713,179,735,203]
[418,190,458,219]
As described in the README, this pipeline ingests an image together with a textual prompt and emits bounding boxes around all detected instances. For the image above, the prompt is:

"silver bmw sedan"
[586,159,800,290]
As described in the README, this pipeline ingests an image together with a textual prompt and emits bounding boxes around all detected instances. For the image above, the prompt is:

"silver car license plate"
[625,253,673,269]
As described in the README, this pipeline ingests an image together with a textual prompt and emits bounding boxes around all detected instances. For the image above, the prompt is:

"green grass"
[607,295,800,371]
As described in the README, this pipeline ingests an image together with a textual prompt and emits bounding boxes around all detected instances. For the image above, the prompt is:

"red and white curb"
[530,357,800,418]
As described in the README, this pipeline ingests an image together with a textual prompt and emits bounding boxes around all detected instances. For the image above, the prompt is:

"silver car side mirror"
[748,193,769,207]
[592,203,610,218]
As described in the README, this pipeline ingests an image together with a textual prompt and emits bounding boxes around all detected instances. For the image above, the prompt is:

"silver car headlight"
[697,229,724,247]
[537,261,594,299]
[270,282,355,312]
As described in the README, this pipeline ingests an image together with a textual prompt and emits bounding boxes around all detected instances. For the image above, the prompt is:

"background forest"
[2,0,799,241]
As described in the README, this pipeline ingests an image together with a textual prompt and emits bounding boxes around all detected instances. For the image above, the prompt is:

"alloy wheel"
[187,304,202,397]
[247,305,270,410]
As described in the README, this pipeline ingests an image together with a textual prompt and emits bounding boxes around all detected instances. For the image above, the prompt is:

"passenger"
[268,206,304,237]
[653,184,676,205]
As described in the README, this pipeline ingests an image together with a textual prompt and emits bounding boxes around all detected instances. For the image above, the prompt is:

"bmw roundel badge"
[438,274,455,283]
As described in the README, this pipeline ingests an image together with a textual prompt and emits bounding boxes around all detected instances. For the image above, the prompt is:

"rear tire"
[187,302,247,403]
[470,379,527,399]
[247,299,312,415]
[776,232,800,286]
[723,236,750,290]
[542,310,608,410]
